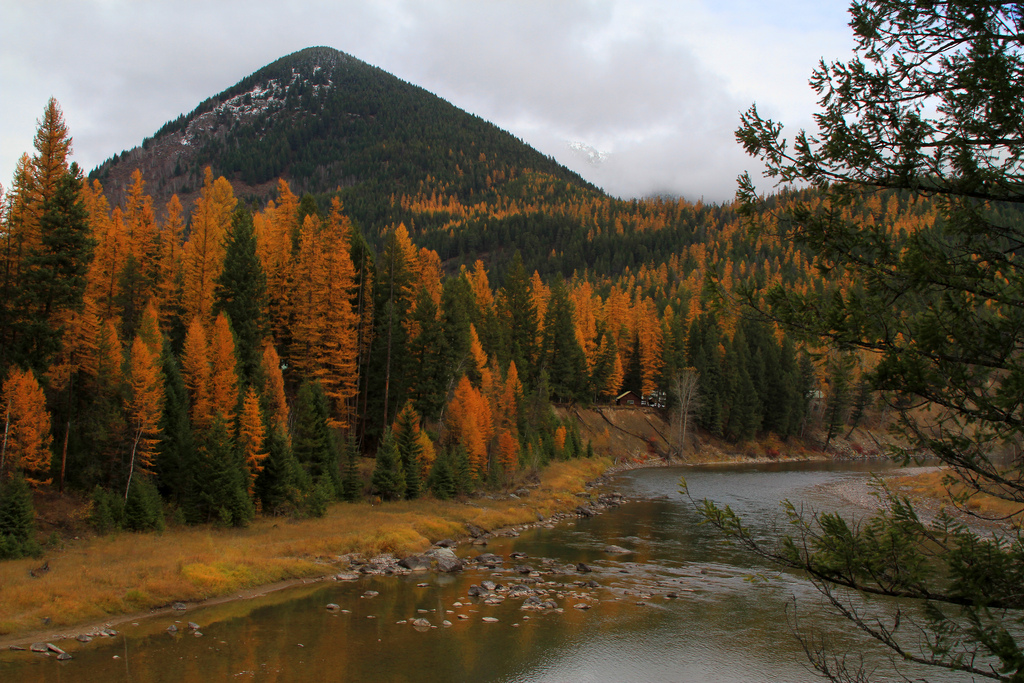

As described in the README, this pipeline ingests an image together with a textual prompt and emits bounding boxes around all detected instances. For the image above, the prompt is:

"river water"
[1,460,962,682]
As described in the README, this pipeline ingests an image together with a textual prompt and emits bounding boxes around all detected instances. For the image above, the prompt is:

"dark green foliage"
[407,290,448,421]
[90,485,123,534]
[4,163,94,374]
[292,380,339,496]
[723,2,1024,679]
[541,278,588,402]
[0,473,40,559]
[393,406,423,499]
[255,427,301,515]
[340,433,362,502]
[214,208,269,386]
[428,451,457,500]
[304,476,333,518]
[363,230,416,443]
[187,417,253,527]
[122,477,165,532]
[155,343,194,504]
[370,427,405,501]
[497,252,538,385]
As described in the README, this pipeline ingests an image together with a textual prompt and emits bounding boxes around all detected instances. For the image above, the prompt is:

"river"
[1,460,963,682]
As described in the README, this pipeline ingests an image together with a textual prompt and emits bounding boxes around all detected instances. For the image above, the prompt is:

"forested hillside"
[0,50,939,552]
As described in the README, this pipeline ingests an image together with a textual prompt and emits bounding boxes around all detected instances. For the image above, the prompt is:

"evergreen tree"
[15,163,95,372]
[155,343,194,504]
[214,208,268,386]
[622,331,643,396]
[497,251,538,384]
[0,472,39,559]
[292,380,339,495]
[428,450,456,500]
[407,289,448,421]
[255,427,300,515]
[706,4,1024,679]
[541,277,587,402]
[340,433,362,502]
[393,402,423,499]
[122,476,164,532]
[370,427,405,501]
[187,417,253,527]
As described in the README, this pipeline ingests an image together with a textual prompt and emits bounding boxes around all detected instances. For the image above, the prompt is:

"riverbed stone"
[56,652,72,661]
[326,604,340,611]
[172,602,187,611]
[482,617,499,623]
[335,572,360,581]
[425,547,463,572]
[411,618,431,629]
[166,625,178,634]
[434,539,457,548]
[398,554,432,571]
[76,634,92,643]
[604,545,631,554]
[475,553,502,565]
[30,643,47,653]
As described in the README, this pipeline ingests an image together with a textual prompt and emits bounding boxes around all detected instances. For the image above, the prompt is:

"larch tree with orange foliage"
[181,317,212,431]
[209,312,240,424]
[0,367,53,487]
[181,168,236,325]
[444,375,492,479]
[238,386,267,494]
[261,342,289,434]
[124,335,163,500]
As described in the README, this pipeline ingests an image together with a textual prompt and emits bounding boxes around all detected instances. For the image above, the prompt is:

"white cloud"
[0,0,854,203]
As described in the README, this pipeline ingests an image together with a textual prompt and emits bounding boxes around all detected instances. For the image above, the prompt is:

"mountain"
[90,47,598,226]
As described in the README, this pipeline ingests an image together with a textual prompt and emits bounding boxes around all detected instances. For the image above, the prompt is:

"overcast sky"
[1,0,854,204]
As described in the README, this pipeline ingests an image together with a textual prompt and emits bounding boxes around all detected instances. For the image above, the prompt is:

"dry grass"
[0,458,608,639]
[891,468,1024,523]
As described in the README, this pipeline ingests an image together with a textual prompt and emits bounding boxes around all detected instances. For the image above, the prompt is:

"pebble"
[326,604,340,611]
[482,617,499,623]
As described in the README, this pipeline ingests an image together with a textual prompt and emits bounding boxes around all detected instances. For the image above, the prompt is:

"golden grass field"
[0,458,608,640]
[891,467,1024,524]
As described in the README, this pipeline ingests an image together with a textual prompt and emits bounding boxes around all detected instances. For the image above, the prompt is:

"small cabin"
[615,391,642,407]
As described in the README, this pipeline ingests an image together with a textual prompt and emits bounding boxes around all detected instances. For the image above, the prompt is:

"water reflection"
[2,460,960,682]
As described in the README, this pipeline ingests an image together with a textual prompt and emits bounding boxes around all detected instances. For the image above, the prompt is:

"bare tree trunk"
[671,368,700,458]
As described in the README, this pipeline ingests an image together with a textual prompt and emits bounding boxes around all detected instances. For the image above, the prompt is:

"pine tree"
[428,450,456,500]
[214,208,268,387]
[292,380,338,494]
[155,342,193,504]
[340,433,362,502]
[498,251,537,384]
[393,401,423,499]
[541,277,588,403]
[188,416,252,527]
[0,472,39,559]
[255,427,299,515]
[371,427,405,501]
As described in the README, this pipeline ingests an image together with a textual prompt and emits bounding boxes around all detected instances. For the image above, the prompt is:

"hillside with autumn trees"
[0,50,942,555]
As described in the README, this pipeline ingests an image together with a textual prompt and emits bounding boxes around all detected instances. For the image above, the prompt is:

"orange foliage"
[496,429,519,474]
[126,335,164,480]
[261,343,289,434]
[181,317,212,430]
[238,386,267,494]
[209,312,239,423]
[1,367,53,487]
[181,168,236,325]
[444,375,492,477]
[554,425,567,453]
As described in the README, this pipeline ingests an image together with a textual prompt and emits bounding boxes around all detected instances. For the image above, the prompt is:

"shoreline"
[0,458,609,648]
[0,449,897,651]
